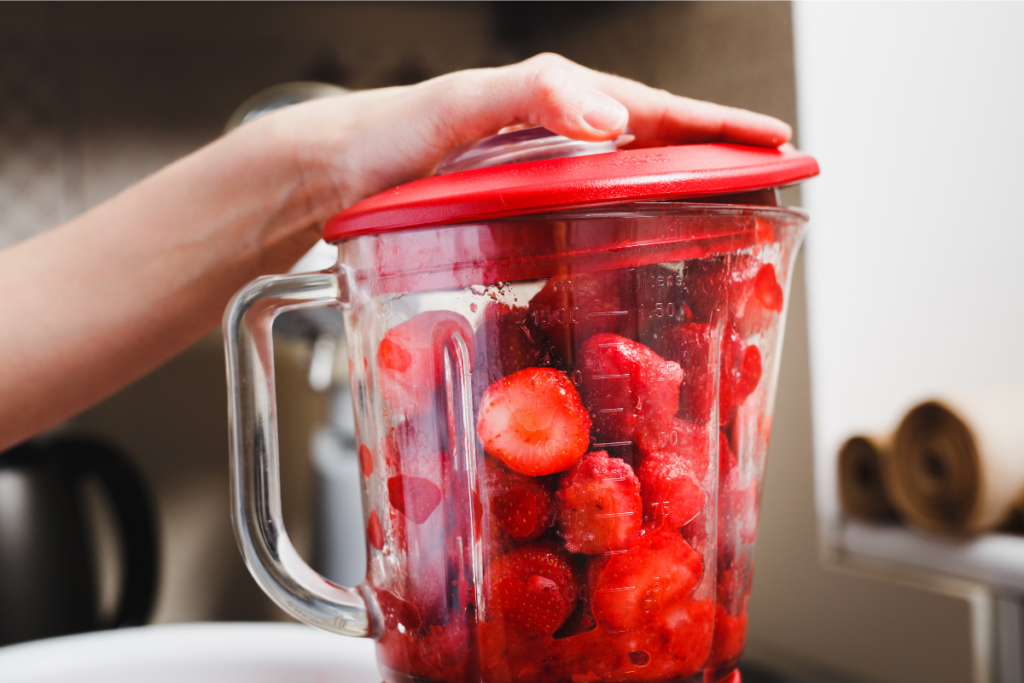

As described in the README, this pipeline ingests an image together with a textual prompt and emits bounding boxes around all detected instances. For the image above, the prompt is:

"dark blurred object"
[224,82,348,134]
[302,53,351,87]
[741,660,835,683]
[837,434,898,523]
[0,437,158,646]
[492,1,631,48]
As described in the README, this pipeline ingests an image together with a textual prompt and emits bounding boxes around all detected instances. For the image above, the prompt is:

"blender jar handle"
[223,267,376,638]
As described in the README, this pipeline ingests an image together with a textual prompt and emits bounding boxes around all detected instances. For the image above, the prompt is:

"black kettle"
[0,436,158,646]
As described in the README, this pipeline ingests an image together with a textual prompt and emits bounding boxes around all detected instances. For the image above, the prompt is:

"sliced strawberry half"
[477,367,591,476]
[485,542,577,638]
[377,310,475,416]
[578,334,683,441]
[591,525,704,630]
[484,457,554,542]
[556,450,642,554]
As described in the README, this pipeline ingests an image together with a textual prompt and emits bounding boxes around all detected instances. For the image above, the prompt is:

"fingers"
[589,71,792,147]
[413,53,631,150]
[414,53,791,151]
[274,52,794,217]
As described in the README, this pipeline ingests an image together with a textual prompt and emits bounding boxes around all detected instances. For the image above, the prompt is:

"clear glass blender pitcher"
[225,131,817,683]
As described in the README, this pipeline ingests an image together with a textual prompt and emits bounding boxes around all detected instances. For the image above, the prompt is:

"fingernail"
[582,92,628,132]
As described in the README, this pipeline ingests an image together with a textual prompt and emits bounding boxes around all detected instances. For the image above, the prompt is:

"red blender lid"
[323,132,818,242]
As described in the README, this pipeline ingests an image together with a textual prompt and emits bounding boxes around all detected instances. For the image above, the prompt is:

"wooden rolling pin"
[838,434,898,522]
[890,386,1024,534]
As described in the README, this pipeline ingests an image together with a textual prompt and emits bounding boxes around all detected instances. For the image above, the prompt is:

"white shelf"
[830,516,1024,596]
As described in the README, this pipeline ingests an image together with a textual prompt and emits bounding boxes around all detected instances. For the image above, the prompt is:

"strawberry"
[753,263,784,312]
[479,617,564,683]
[708,604,748,668]
[388,475,443,524]
[718,324,761,426]
[358,444,373,477]
[527,270,634,365]
[727,257,786,335]
[556,450,642,554]
[754,215,775,245]
[679,257,730,324]
[717,473,758,582]
[645,597,715,680]
[382,419,449,624]
[477,367,591,476]
[383,417,447,549]
[376,588,423,632]
[484,457,554,542]
[377,310,475,416]
[635,417,712,481]
[718,434,759,544]
[715,563,753,616]
[554,597,714,682]
[475,302,561,387]
[367,509,384,550]
[378,619,472,683]
[636,449,705,530]
[591,525,704,630]
[485,542,577,638]
[653,323,716,425]
[578,334,683,441]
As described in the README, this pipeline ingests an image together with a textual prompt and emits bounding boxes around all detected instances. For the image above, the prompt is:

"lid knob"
[433,125,635,175]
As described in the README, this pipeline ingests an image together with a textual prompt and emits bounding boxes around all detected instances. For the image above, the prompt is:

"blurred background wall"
[0,2,977,681]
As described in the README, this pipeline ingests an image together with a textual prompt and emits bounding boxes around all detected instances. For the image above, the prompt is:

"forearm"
[0,118,332,451]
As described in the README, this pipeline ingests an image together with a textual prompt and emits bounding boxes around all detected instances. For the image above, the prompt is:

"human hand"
[239,53,793,224]
[0,53,793,453]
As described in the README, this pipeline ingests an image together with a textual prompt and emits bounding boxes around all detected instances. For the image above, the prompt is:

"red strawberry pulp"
[368,249,784,682]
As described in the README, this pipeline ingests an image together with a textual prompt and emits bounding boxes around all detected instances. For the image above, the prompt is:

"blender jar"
[225,130,818,683]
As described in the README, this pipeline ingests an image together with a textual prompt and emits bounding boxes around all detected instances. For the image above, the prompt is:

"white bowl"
[0,622,380,683]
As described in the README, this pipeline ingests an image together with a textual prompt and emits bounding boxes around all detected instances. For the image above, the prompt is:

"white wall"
[795,2,1024,531]
[745,4,1024,682]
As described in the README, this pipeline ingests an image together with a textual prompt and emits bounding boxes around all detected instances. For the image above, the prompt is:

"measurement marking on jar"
[591,373,629,380]
[598,408,624,414]
[587,311,630,318]
[593,441,633,447]
[595,511,635,518]
[595,586,636,593]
